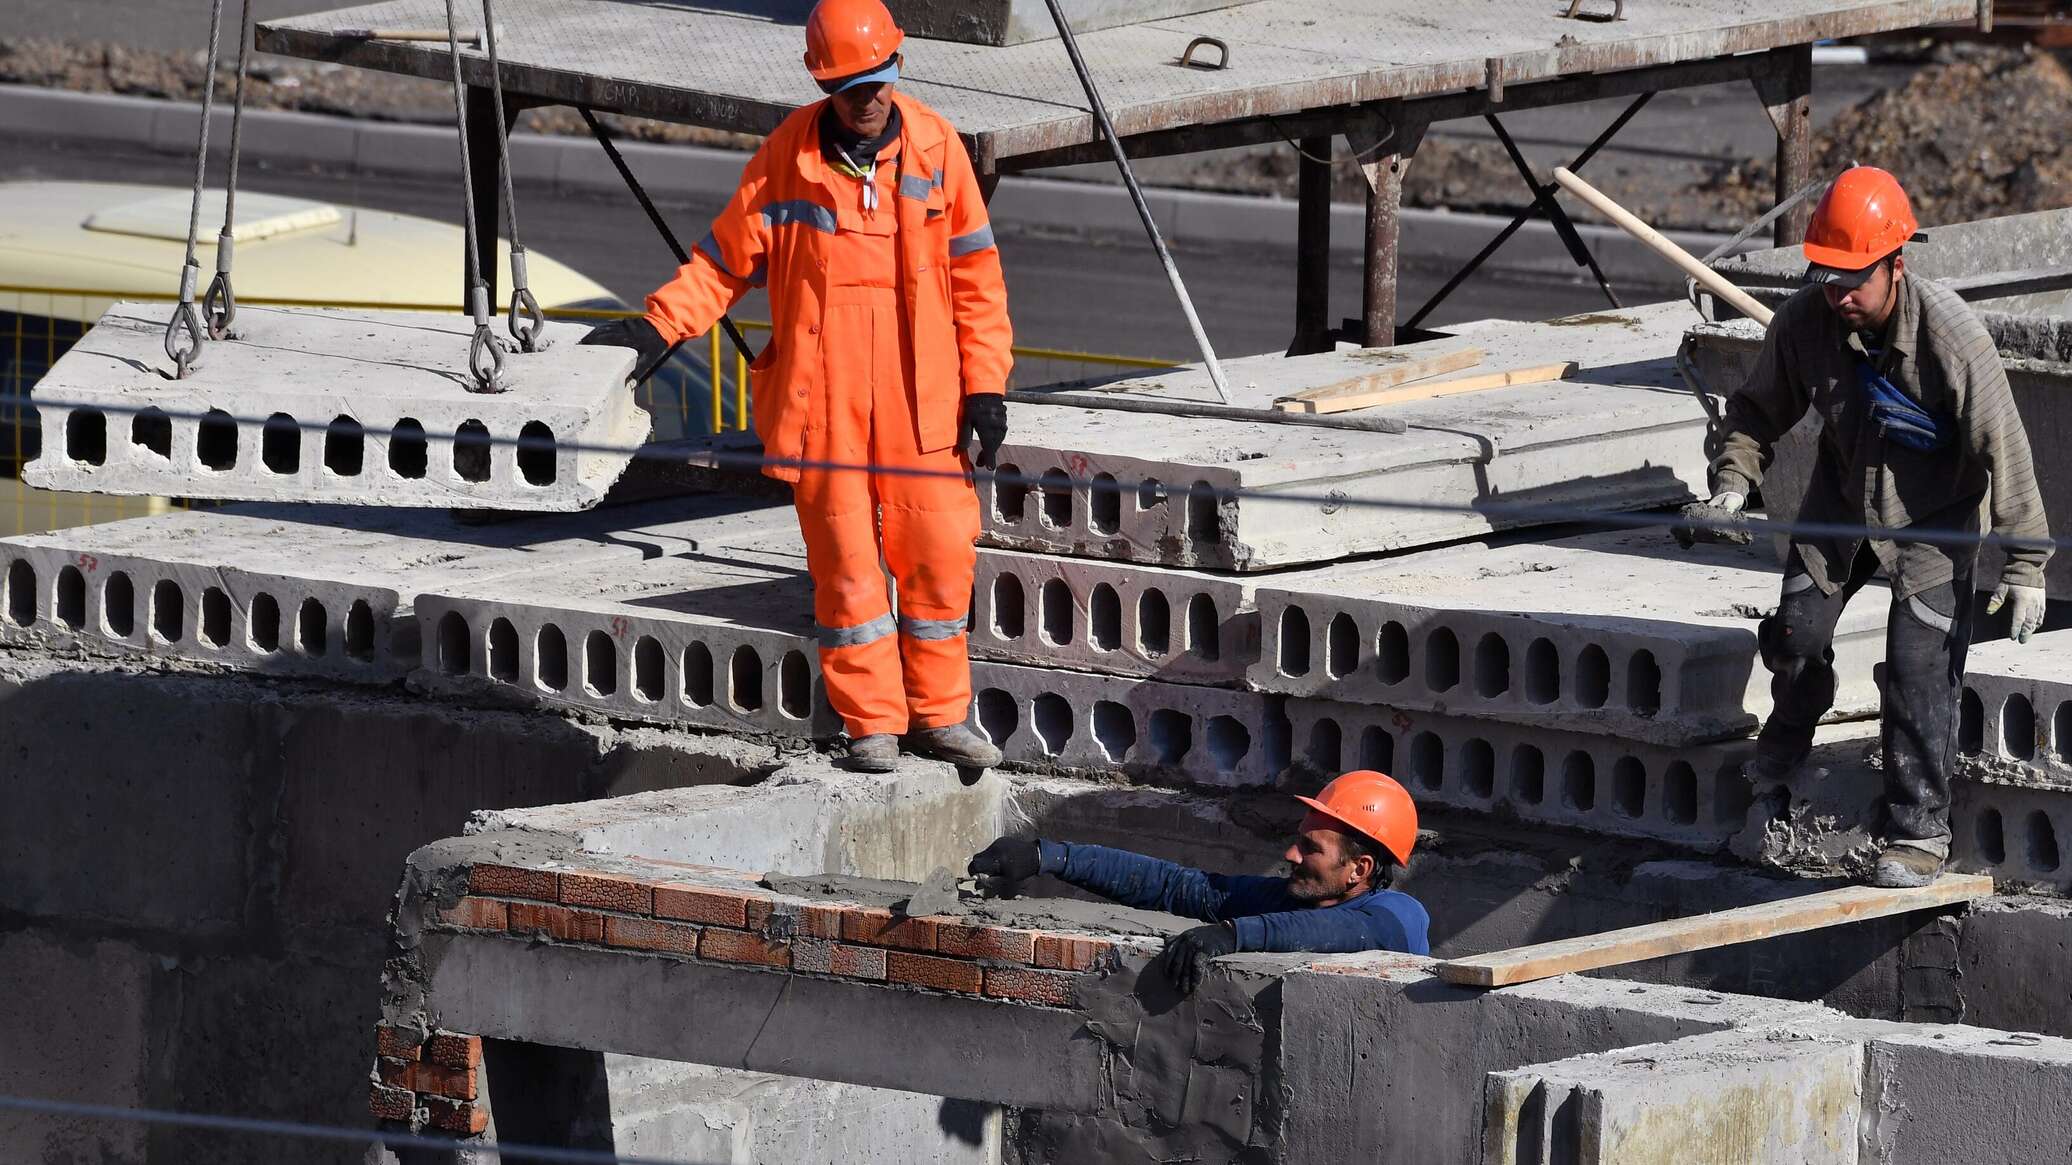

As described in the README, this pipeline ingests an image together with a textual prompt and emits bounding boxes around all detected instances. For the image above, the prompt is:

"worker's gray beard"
[1282,869,1336,903]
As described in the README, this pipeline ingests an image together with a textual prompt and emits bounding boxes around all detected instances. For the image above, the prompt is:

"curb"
[0,83,1747,286]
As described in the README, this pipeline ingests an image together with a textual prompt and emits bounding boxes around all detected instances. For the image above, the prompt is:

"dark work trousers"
[1756,544,1975,843]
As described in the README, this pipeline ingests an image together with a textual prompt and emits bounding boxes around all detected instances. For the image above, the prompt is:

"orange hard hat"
[1803,166,1918,272]
[803,0,905,84]
[1294,770,1418,866]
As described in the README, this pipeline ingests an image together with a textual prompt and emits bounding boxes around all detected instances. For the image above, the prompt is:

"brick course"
[427,1032,484,1070]
[604,915,702,956]
[700,928,792,968]
[468,862,557,901]
[507,902,606,944]
[887,951,984,993]
[654,883,752,927]
[983,966,1080,1007]
[1034,934,1111,972]
[936,922,1038,963]
[841,908,940,952]
[559,870,654,914]
[375,1024,422,1062]
[436,897,509,932]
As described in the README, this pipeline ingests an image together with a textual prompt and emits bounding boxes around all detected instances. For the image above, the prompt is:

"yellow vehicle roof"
[0,181,618,324]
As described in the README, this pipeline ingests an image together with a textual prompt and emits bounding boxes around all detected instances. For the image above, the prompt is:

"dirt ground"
[4,36,2068,231]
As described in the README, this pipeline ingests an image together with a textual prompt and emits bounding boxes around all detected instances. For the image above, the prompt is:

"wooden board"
[1433,873,1994,988]
[1277,359,1576,416]
[1269,346,1483,413]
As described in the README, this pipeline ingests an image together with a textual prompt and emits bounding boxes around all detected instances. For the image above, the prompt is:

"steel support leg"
[1348,108,1422,348]
[463,84,511,306]
[1755,45,1814,248]
[1289,136,1334,355]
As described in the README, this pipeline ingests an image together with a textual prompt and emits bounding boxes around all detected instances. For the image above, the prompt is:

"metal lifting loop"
[506,247,547,350]
[164,267,208,379]
[205,0,258,340]
[467,284,510,393]
[444,0,508,390]
[479,0,547,352]
[167,0,228,375]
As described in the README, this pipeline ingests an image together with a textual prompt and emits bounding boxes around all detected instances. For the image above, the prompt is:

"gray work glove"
[1988,582,2047,645]
[961,393,1007,470]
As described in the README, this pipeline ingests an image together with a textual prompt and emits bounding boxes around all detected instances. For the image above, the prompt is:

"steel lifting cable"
[443,0,509,392]
[202,0,256,341]
[478,0,547,352]
[162,0,229,378]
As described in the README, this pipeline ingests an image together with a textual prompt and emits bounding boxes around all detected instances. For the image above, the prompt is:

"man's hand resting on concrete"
[967,836,1042,898]
[1159,923,1237,996]
[1989,582,2048,644]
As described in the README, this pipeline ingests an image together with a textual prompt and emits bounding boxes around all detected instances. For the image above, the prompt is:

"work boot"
[1869,841,1945,888]
[909,723,1003,769]
[845,733,900,773]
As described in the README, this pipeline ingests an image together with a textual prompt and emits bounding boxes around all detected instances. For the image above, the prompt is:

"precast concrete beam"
[24,305,645,510]
[1251,527,1887,747]
[987,302,1711,570]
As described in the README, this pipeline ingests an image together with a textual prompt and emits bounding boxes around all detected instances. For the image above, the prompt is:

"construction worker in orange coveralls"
[583,0,1013,773]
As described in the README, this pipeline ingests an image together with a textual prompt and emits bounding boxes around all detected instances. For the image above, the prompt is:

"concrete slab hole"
[1278,606,1311,677]
[682,641,714,707]
[437,611,472,675]
[1628,650,1662,716]
[199,585,230,647]
[1089,583,1121,652]
[2029,811,2060,874]
[1137,588,1170,657]
[1376,620,1409,685]
[1040,578,1073,646]
[454,420,493,484]
[1206,715,1250,774]
[1474,633,1510,699]
[584,630,619,698]
[1978,806,2007,866]
[248,591,279,652]
[298,597,327,657]
[5,558,34,627]
[1409,731,1443,791]
[262,413,300,475]
[1510,743,1546,805]
[1664,761,1698,825]
[55,565,85,630]
[1524,637,1559,705]
[390,418,429,479]
[976,687,1017,745]
[780,650,810,720]
[1461,737,1496,799]
[537,624,569,692]
[993,463,1027,523]
[729,644,763,712]
[131,407,172,460]
[1960,688,1985,756]
[990,572,1025,641]
[149,578,183,643]
[1612,756,1647,819]
[634,635,664,703]
[1308,718,1342,772]
[1425,627,1460,692]
[196,408,238,471]
[1324,612,1357,679]
[66,408,106,465]
[1187,592,1219,661]
[488,617,520,682]
[1137,477,1166,512]
[1185,481,1217,543]
[1033,692,1071,755]
[2058,701,2072,765]
[1093,699,1134,761]
[1039,468,1072,529]
[324,415,363,476]
[1561,750,1596,812]
[102,570,133,638]
[345,599,375,661]
[1576,643,1610,709]
[1359,725,1393,772]
[2005,693,2038,761]
[517,421,557,486]
[1090,472,1120,534]
[1149,707,1192,765]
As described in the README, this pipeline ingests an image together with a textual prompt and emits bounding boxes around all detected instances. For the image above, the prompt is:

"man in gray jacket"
[1703,166,2050,888]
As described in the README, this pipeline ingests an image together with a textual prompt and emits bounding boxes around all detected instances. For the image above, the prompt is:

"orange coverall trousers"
[799,271,980,739]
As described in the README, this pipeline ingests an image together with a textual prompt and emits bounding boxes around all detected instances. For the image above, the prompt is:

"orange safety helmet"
[803,0,905,84]
[1294,770,1418,867]
[1802,166,1918,272]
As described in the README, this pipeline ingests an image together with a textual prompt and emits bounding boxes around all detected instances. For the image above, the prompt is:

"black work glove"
[967,835,1042,899]
[1159,923,1238,997]
[961,393,1008,470]
[580,317,671,381]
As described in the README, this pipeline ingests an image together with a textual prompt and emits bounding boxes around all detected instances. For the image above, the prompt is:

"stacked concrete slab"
[23,304,646,510]
[1946,631,2072,890]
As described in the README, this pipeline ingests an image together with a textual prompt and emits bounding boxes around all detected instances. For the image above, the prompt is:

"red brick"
[886,951,983,993]
[790,937,835,974]
[935,923,1038,964]
[830,944,888,981]
[435,897,508,932]
[468,862,557,901]
[374,1024,422,1062]
[653,884,751,927]
[379,1059,479,1101]
[426,1032,484,1070]
[425,1096,488,1135]
[368,1082,416,1122]
[983,966,1080,1007]
[507,902,605,945]
[841,908,939,952]
[604,915,701,956]
[558,870,654,914]
[699,928,792,968]
[1034,934,1111,972]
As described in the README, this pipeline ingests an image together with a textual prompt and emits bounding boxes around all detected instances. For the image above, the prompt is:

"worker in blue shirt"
[967,770,1429,995]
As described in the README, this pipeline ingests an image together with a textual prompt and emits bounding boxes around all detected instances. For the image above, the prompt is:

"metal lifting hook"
[164,299,207,379]
[468,321,510,392]
[506,247,549,352]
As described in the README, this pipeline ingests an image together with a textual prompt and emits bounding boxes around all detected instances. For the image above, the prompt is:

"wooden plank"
[1268,346,1483,413]
[1433,873,1994,989]
[1278,359,1575,416]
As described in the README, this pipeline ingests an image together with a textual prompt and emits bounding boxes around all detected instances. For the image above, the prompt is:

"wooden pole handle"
[1551,167,1775,328]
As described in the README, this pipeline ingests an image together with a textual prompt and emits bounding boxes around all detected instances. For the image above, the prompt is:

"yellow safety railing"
[0,285,1174,537]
